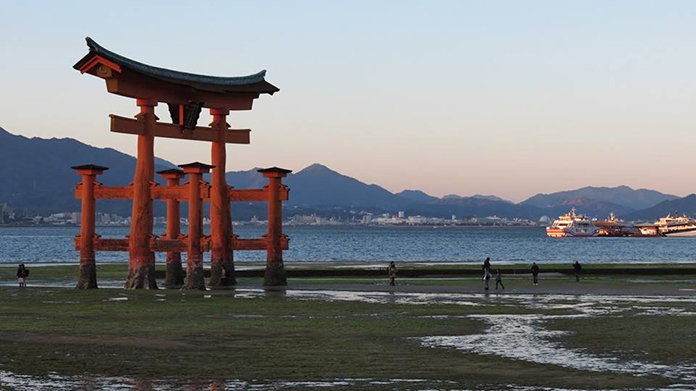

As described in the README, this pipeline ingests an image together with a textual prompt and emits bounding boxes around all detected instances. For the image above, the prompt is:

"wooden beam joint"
[111,115,250,144]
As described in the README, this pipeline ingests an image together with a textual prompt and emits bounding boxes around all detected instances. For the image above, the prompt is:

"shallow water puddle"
[282,290,696,317]
[286,289,392,304]
[636,307,696,316]
[285,290,489,306]
[0,372,465,391]
[417,313,696,384]
[1,371,693,391]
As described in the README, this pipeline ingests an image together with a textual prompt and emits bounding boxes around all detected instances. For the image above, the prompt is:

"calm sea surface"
[0,225,694,265]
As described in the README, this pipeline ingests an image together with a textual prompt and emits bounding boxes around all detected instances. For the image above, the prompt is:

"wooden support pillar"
[208,108,235,288]
[72,164,108,289]
[259,167,292,287]
[158,169,185,288]
[125,99,158,289]
[181,162,213,290]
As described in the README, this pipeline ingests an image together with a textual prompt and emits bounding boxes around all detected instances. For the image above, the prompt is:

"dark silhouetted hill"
[0,127,690,221]
[538,197,634,221]
[0,126,173,215]
[521,186,677,211]
[624,194,696,221]
[224,167,268,190]
[396,190,440,204]
[285,164,411,210]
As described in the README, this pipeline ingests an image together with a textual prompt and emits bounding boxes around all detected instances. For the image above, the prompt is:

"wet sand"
[248,272,696,298]
[2,272,695,391]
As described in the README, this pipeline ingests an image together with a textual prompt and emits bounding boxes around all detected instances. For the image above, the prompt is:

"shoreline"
[4,261,696,275]
[2,262,695,297]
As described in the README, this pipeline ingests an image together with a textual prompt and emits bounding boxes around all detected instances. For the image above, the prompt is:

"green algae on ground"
[0,286,683,390]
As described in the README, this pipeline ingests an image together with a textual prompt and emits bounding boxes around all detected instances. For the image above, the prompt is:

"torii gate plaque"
[73,37,288,289]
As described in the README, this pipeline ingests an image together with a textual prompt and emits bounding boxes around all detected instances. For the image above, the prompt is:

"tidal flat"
[0,266,695,390]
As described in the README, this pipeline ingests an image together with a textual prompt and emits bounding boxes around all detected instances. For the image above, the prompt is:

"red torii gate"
[72,37,290,289]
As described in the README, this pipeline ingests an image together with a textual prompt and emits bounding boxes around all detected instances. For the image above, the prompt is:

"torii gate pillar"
[73,164,108,289]
[209,108,235,288]
[181,162,213,290]
[260,167,292,286]
[124,99,158,289]
[158,169,186,288]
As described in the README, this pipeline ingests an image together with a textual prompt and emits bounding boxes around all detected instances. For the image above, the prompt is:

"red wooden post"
[209,108,235,288]
[158,169,185,288]
[259,167,292,286]
[73,164,108,289]
[124,99,158,289]
[181,162,213,290]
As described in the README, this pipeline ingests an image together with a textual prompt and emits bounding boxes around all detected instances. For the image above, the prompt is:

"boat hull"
[546,228,597,238]
[663,228,696,237]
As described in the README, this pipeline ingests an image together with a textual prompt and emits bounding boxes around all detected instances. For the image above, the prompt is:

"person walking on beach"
[495,269,505,290]
[573,261,582,282]
[482,257,491,274]
[482,257,492,291]
[16,263,28,288]
[388,261,397,286]
[531,262,539,286]
[483,268,492,290]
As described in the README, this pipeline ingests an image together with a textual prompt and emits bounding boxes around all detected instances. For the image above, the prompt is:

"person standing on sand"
[388,261,397,286]
[531,262,539,285]
[495,269,505,290]
[573,261,582,282]
[16,263,28,288]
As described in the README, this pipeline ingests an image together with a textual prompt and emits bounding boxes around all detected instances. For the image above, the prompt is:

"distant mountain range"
[1,126,693,221]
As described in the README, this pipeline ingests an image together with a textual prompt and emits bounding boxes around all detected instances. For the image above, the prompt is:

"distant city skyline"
[1,1,695,203]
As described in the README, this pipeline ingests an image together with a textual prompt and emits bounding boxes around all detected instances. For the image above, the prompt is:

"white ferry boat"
[546,208,598,238]
[654,213,696,236]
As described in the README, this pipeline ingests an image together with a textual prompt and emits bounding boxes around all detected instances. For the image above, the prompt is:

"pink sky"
[1,1,695,203]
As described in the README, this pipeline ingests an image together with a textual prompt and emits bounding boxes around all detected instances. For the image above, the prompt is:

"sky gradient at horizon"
[1,1,695,203]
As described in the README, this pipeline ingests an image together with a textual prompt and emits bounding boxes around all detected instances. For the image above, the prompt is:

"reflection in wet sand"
[3,370,696,391]
[0,372,462,391]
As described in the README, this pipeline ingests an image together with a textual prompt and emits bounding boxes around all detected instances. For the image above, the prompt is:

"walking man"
[483,268,492,290]
[495,269,505,290]
[482,257,491,274]
[482,257,492,291]
[531,262,540,286]
[573,261,582,282]
[388,261,397,286]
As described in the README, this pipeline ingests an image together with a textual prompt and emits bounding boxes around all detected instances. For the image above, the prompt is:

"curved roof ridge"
[84,37,269,86]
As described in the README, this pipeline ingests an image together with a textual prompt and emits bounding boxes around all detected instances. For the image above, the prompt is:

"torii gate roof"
[73,37,279,108]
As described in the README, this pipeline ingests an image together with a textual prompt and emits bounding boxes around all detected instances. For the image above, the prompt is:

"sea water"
[0,225,693,265]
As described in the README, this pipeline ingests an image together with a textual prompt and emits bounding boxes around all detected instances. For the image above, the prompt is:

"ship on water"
[547,209,696,238]
[594,212,639,237]
[545,208,597,237]
[634,213,696,237]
